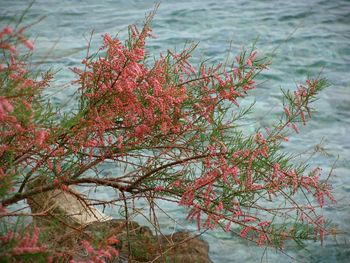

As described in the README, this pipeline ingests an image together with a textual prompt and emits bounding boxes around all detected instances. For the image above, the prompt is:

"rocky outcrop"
[26,177,213,262]
[26,176,112,226]
[82,220,212,263]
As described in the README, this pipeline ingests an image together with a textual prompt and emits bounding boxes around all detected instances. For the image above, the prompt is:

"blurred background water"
[0,0,349,262]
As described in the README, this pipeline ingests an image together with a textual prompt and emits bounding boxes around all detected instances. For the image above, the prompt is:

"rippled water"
[1,0,349,262]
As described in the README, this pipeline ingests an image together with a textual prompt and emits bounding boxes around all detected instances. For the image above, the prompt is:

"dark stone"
[26,177,213,262]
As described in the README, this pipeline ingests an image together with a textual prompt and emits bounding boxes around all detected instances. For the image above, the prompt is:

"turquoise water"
[1,0,349,262]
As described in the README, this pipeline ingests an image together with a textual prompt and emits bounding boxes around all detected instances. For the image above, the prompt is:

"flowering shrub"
[0,11,335,262]
[0,227,47,261]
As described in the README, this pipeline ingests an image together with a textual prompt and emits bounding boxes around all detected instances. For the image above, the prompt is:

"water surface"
[0,1,349,262]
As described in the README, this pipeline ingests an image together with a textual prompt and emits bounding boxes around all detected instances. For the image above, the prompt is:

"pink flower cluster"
[70,240,119,263]
[0,228,47,256]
